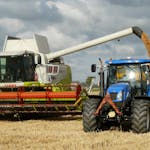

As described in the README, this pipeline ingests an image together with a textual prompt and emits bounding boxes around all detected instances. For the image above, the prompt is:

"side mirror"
[91,64,96,72]
[35,55,41,64]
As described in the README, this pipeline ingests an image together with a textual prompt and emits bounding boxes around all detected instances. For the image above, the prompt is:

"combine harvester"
[0,26,149,121]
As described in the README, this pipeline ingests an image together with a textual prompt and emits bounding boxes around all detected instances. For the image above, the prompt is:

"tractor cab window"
[108,64,141,88]
[141,65,150,81]
[141,64,150,92]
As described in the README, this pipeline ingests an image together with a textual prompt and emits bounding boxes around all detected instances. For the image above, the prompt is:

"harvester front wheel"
[83,98,101,132]
[131,99,150,133]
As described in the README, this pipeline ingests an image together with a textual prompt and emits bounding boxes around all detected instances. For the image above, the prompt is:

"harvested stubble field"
[0,116,149,150]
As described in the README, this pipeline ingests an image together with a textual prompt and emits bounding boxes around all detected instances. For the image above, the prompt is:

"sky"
[0,0,149,82]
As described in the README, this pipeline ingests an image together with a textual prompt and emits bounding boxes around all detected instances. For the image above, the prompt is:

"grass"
[0,117,149,150]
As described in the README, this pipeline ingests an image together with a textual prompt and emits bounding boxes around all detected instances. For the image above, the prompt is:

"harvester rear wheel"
[131,99,150,133]
[82,98,101,132]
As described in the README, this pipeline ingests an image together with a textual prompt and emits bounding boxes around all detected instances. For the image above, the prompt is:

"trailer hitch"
[94,93,122,116]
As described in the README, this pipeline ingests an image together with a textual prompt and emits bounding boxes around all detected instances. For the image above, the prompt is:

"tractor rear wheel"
[131,99,150,133]
[82,98,101,132]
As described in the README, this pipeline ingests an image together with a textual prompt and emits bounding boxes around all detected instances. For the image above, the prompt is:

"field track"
[0,116,149,150]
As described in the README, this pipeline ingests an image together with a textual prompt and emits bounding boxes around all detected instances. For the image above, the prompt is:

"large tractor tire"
[131,99,150,133]
[83,98,101,132]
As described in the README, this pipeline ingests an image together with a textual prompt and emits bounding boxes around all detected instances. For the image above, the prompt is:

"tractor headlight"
[116,91,122,100]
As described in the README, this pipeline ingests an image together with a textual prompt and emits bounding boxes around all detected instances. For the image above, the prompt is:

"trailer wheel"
[82,98,101,132]
[131,99,150,133]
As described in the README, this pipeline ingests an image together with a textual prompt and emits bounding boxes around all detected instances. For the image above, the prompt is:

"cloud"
[0,1,63,29]
[38,25,88,51]
[106,0,150,6]
[0,18,24,32]
[47,1,88,22]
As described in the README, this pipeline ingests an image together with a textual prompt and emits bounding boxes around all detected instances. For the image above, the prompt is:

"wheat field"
[0,116,149,150]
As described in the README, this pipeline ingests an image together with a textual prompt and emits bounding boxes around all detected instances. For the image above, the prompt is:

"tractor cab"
[106,59,150,99]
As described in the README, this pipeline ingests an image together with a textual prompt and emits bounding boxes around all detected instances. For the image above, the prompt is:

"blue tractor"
[83,58,150,133]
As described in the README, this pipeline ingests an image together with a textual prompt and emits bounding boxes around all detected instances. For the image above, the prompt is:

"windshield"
[0,54,35,82]
[108,64,141,88]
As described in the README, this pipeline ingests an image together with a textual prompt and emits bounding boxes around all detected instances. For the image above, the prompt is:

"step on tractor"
[0,26,149,120]
[83,28,150,133]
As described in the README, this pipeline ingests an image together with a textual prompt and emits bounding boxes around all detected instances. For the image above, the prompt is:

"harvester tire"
[83,98,101,132]
[131,99,150,133]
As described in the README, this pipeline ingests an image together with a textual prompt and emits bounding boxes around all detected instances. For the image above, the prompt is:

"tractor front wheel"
[131,99,150,133]
[82,98,101,132]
